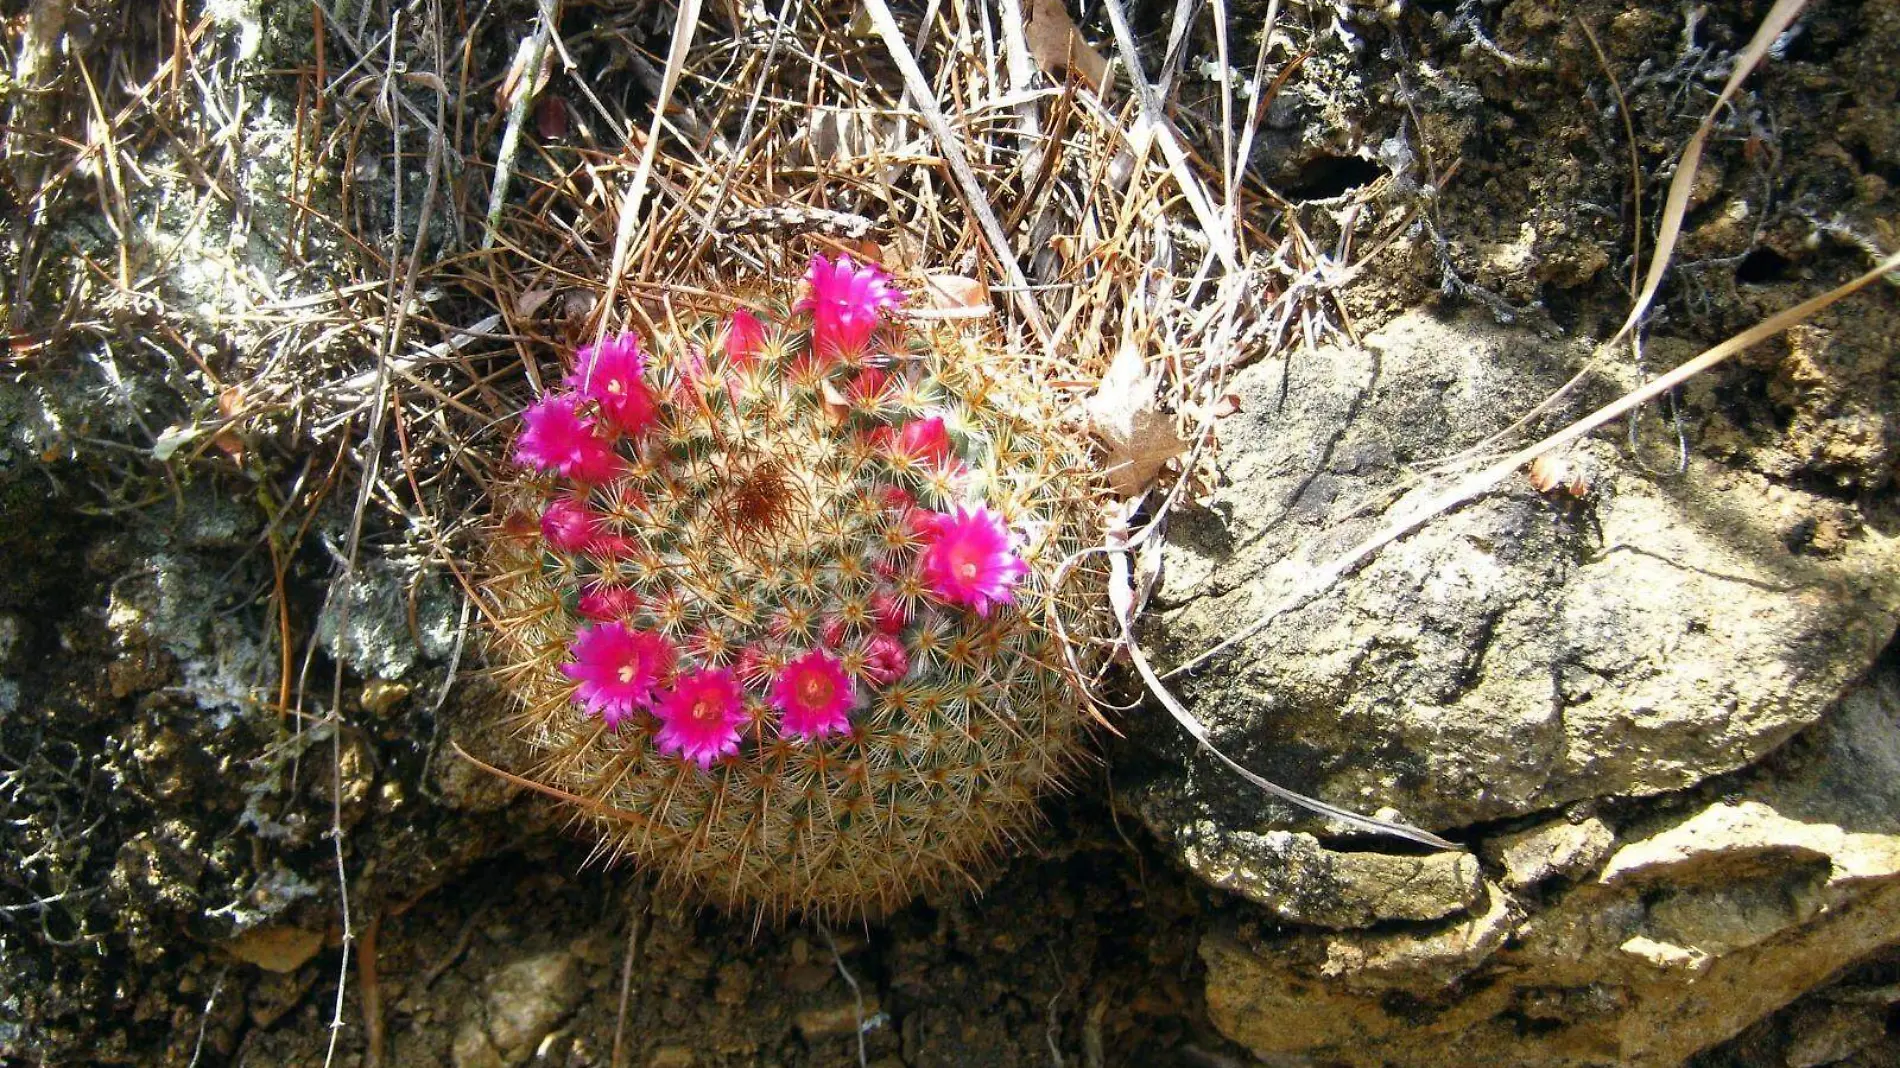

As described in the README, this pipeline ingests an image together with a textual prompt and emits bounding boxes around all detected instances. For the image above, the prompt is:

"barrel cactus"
[478,255,1102,918]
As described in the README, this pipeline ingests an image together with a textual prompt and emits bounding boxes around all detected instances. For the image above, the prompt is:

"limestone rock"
[1197,667,1900,1067]
[1487,816,1616,891]
[452,946,585,1068]
[1141,307,1900,837]
[1147,814,1483,929]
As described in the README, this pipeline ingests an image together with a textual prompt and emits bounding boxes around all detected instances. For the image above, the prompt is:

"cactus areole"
[479,255,1102,919]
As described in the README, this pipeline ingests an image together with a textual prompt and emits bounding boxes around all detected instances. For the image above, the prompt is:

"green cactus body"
[480,266,1100,919]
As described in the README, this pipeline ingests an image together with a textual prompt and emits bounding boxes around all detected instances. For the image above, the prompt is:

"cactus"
[478,255,1101,919]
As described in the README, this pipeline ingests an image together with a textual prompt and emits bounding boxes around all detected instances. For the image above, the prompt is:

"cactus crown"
[479,256,1100,919]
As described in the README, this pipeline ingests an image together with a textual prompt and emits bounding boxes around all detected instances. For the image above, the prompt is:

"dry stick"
[682,0,792,270]
[1097,0,1239,273]
[483,0,558,249]
[320,6,451,1064]
[1225,0,1279,241]
[1431,0,1809,470]
[1578,20,1641,301]
[597,0,702,346]
[5,0,75,200]
[1170,246,1900,681]
[820,924,871,1068]
[609,888,651,1068]
[859,0,1055,351]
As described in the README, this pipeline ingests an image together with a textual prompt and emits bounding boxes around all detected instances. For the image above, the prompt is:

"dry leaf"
[1527,454,1592,498]
[535,95,569,140]
[1085,343,1188,497]
[1026,0,1109,91]
[920,273,991,315]
[819,379,852,422]
[211,385,247,462]
[514,286,556,318]
[496,35,553,111]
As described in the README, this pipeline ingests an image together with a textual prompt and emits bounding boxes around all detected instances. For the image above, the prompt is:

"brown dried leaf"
[535,95,569,140]
[496,35,553,111]
[920,273,991,314]
[514,286,556,318]
[1026,0,1109,91]
[212,386,247,462]
[1086,343,1188,497]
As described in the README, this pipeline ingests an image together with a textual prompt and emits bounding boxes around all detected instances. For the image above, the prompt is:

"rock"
[222,925,324,973]
[450,1028,506,1068]
[245,966,319,1029]
[316,558,458,681]
[1317,882,1516,990]
[452,947,584,1068]
[1142,307,1900,838]
[359,678,411,717]
[1196,667,1900,1067]
[1487,816,1616,891]
[1597,801,1878,890]
[1783,1002,1885,1068]
[1148,815,1483,928]
[797,997,880,1039]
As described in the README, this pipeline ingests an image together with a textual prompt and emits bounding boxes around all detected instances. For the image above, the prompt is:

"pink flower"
[860,633,909,686]
[735,643,782,688]
[848,368,891,404]
[894,416,954,468]
[540,496,602,552]
[821,616,850,648]
[770,648,856,740]
[576,585,641,622]
[870,590,907,633]
[724,309,768,368]
[515,394,623,483]
[562,623,676,729]
[652,666,748,768]
[569,333,657,436]
[582,532,638,559]
[797,254,902,358]
[917,503,1028,617]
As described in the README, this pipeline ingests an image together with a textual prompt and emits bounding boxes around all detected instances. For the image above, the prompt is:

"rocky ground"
[3,0,1898,1065]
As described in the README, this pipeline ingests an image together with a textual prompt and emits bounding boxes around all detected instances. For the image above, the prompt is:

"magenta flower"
[569,333,657,436]
[540,496,602,552]
[917,504,1028,617]
[724,309,768,368]
[870,590,907,633]
[652,666,748,768]
[562,623,675,729]
[770,648,856,740]
[515,394,623,483]
[735,643,782,688]
[575,585,641,622]
[582,532,637,559]
[894,416,955,468]
[860,633,909,686]
[797,254,902,358]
